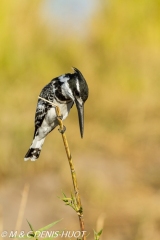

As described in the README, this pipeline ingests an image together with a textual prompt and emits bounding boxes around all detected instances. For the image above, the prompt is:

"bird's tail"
[24,137,45,161]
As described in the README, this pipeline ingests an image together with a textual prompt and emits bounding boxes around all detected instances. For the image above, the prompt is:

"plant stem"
[38,96,86,240]
[56,107,86,240]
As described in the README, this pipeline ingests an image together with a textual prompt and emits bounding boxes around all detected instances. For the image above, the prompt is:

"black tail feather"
[24,148,41,161]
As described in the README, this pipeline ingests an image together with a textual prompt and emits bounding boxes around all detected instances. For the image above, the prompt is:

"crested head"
[55,67,89,104]
[56,67,89,138]
[68,67,89,103]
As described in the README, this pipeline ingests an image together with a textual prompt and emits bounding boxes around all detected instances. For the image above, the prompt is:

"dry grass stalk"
[15,183,30,233]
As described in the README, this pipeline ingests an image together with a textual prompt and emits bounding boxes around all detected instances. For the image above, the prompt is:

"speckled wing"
[34,82,54,137]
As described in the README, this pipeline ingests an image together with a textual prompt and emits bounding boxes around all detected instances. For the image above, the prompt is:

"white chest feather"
[46,101,73,125]
[38,101,73,139]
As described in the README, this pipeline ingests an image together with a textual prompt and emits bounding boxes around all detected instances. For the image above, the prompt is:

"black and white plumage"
[24,67,89,161]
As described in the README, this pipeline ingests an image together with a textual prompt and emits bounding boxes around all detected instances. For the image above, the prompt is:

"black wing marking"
[34,82,54,137]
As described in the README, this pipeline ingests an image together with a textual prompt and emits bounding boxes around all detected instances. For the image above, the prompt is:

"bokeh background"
[1,0,160,239]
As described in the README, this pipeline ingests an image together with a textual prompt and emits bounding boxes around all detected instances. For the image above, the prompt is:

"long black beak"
[75,99,84,138]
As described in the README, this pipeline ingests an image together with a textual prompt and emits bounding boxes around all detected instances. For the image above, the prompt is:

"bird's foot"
[58,114,63,120]
[58,125,66,134]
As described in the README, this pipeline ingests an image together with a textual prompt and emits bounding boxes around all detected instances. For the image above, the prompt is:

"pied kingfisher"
[24,67,89,161]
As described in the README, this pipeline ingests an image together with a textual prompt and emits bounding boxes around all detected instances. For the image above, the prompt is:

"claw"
[58,125,66,134]
[58,114,63,120]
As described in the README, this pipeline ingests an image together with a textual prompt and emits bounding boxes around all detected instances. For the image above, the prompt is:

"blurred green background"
[1,0,160,239]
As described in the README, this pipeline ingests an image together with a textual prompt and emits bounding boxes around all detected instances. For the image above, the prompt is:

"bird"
[24,67,89,161]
